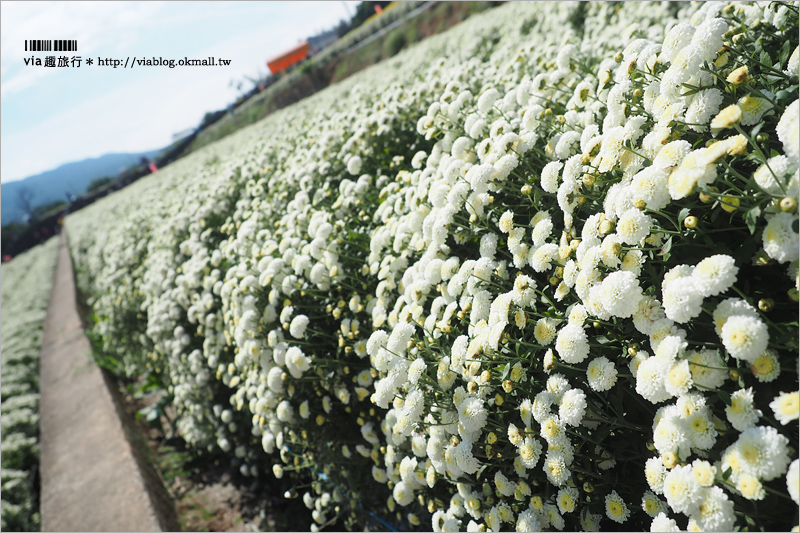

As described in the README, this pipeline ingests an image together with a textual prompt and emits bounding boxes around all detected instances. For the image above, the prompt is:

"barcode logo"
[25,40,78,52]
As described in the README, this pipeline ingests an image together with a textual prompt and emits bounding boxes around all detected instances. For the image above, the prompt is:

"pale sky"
[1,1,360,183]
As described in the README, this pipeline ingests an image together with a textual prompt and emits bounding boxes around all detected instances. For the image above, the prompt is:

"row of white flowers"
[66,2,798,531]
[1,237,59,531]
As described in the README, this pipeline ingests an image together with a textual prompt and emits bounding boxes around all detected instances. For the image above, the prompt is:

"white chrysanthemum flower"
[694,486,735,532]
[530,243,559,273]
[650,512,679,532]
[720,314,769,362]
[285,346,310,378]
[692,254,738,297]
[750,349,781,383]
[686,349,728,389]
[763,212,800,264]
[498,210,514,233]
[641,490,668,518]
[541,415,566,445]
[532,216,554,247]
[393,481,415,506]
[454,440,481,474]
[518,436,543,469]
[653,140,692,172]
[786,45,799,77]
[598,270,644,318]
[568,303,588,326]
[738,92,774,126]
[667,148,717,199]
[346,155,362,175]
[411,150,427,169]
[653,413,690,458]
[507,422,524,447]
[604,490,630,524]
[532,390,554,423]
[685,88,724,131]
[408,358,426,385]
[737,473,767,501]
[276,400,293,422]
[770,391,799,425]
[479,233,499,260]
[586,356,618,392]
[734,425,792,481]
[616,208,652,245]
[555,323,589,364]
[494,470,515,497]
[458,397,488,434]
[630,167,671,211]
[477,87,500,113]
[662,275,704,324]
[555,131,581,159]
[664,359,693,397]
[516,509,541,532]
[686,408,717,450]
[534,317,558,345]
[753,155,793,196]
[787,459,799,504]
[632,296,666,335]
[559,388,586,426]
[645,456,668,494]
[726,388,762,431]
[556,486,579,515]
[712,297,758,334]
[637,355,672,404]
[544,450,570,486]
[663,464,701,514]
[777,99,799,166]
[546,374,571,401]
[289,314,309,338]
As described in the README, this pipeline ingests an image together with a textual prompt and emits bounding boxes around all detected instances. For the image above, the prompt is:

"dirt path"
[38,233,177,532]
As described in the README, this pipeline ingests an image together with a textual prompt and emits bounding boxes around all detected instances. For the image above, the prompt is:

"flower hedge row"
[66,2,798,531]
[1,237,59,531]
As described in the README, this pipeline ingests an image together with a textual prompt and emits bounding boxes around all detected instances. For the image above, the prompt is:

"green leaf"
[780,39,792,66]
[718,389,732,407]
[745,206,761,234]
[722,466,733,480]
[750,121,766,139]
[760,50,772,67]
[659,236,673,260]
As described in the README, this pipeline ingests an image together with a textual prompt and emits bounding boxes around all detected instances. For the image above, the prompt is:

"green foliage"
[383,28,407,58]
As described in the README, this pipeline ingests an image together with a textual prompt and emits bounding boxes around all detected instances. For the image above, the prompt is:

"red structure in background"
[267,41,311,75]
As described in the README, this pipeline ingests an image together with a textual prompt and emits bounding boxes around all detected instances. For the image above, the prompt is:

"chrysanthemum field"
[1,237,59,531]
[65,2,799,531]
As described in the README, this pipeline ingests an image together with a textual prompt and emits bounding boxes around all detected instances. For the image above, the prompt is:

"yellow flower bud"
[662,452,679,469]
[726,65,749,85]
[710,104,742,129]
[780,197,797,212]
[720,195,740,213]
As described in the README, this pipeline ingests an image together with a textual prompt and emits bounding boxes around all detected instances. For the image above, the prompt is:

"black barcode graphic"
[25,40,77,52]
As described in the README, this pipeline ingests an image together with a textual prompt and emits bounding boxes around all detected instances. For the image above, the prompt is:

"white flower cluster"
[1,237,60,531]
[65,1,798,531]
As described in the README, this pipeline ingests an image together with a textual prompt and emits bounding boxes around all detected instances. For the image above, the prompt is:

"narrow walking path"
[39,233,176,532]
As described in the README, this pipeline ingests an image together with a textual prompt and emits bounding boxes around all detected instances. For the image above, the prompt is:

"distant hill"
[1,149,162,226]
